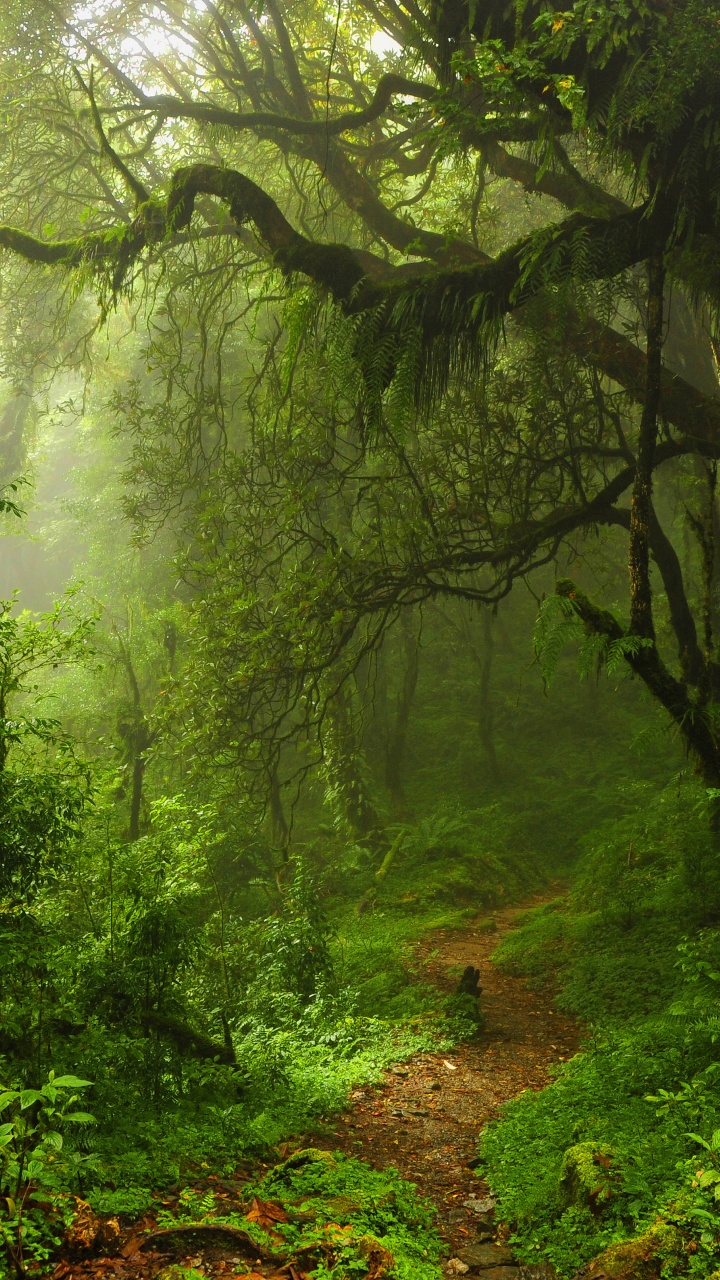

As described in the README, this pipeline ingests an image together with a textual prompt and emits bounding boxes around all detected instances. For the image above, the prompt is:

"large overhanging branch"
[565,315,720,447]
[350,199,668,414]
[481,140,628,220]
[0,162,716,442]
[0,161,649,287]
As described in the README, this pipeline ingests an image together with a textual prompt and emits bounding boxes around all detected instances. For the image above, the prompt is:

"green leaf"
[19,1090,44,1110]
[686,1132,711,1149]
[62,1111,96,1125]
[51,1076,92,1089]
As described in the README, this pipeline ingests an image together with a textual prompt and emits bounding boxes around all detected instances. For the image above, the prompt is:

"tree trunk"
[556,249,720,794]
[384,608,421,815]
[556,578,720,789]
[323,679,383,845]
[129,751,146,842]
[269,766,289,854]
[477,607,501,781]
[450,601,501,781]
[628,246,665,641]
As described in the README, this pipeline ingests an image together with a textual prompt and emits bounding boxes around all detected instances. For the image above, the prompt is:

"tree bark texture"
[384,609,421,814]
[629,247,666,640]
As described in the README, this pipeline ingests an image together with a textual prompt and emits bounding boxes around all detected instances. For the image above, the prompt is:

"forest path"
[315,887,579,1275]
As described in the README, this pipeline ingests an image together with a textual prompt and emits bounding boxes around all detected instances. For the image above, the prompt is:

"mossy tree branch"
[0,164,672,369]
[555,579,720,787]
[1,161,717,460]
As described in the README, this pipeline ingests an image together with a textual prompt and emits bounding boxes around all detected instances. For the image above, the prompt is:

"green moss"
[559,1142,617,1212]
[585,1221,684,1278]
[154,1270,206,1280]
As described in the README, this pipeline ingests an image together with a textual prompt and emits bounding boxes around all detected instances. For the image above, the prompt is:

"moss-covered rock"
[559,1142,617,1214]
[289,1191,365,1222]
[572,1220,685,1279]
[272,1146,338,1176]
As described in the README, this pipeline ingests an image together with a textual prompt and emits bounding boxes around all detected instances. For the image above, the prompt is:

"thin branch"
[73,67,150,207]
[122,71,436,137]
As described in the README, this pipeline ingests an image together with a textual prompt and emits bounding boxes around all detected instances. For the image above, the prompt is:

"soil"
[47,889,579,1280]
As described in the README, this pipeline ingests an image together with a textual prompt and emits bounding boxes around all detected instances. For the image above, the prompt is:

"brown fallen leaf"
[64,1198,121,1254]
[245,1196,290,1235]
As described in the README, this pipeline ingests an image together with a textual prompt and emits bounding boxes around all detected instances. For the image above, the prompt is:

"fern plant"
[535,593,652,685]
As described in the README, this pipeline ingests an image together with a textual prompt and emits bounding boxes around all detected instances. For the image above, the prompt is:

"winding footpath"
[316,891,579,1277]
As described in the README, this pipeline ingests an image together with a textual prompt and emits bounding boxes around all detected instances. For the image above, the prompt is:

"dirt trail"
[316,889,580,1273]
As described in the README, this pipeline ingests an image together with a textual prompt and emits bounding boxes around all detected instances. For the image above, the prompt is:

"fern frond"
[534,593,582,685]
[606,634,654,674]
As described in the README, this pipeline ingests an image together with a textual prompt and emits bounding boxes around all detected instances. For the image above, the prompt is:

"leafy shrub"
[0,1071,96,1276]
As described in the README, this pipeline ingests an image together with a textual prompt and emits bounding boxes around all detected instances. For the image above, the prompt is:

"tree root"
[138,1222,282,1260]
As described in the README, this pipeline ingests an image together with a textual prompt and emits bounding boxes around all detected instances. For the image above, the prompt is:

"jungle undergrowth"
[479,775,720,1278]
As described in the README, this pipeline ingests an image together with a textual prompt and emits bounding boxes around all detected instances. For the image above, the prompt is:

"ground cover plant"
[146,1148,445,1280]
